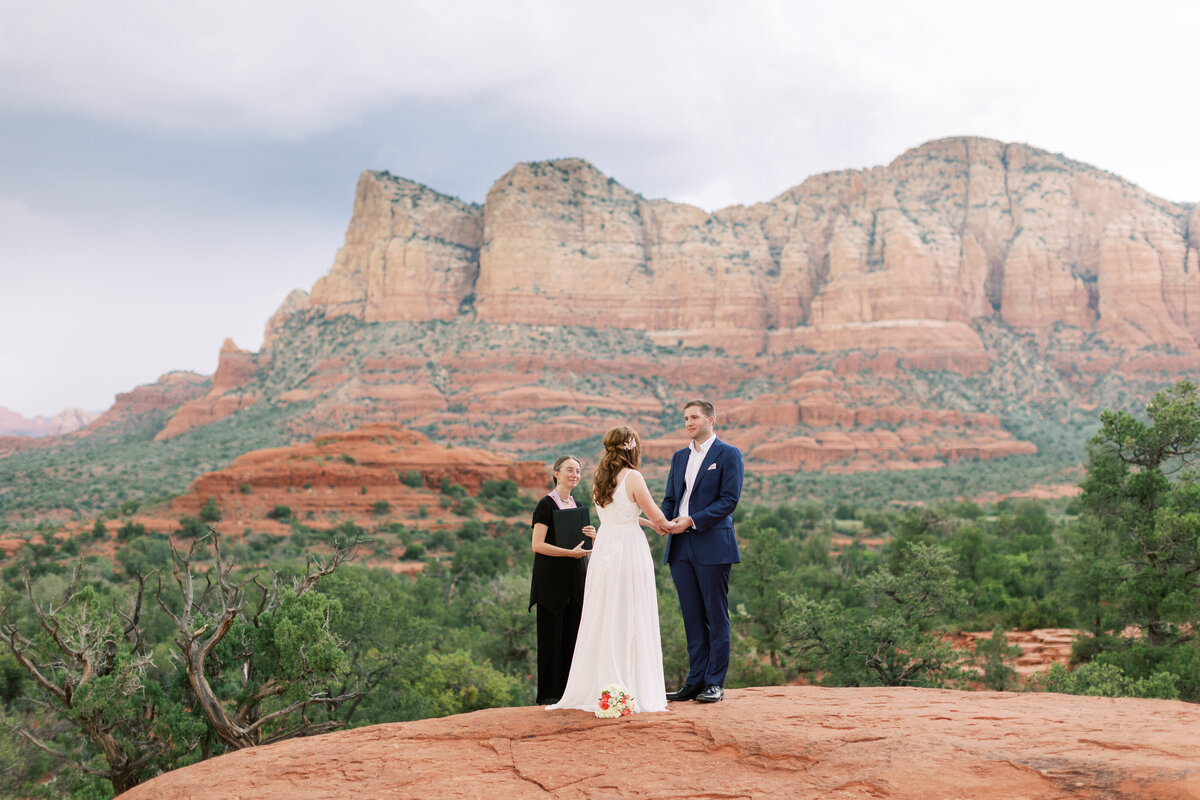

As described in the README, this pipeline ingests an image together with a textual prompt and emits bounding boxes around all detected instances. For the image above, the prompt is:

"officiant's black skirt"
[534,593,583,704]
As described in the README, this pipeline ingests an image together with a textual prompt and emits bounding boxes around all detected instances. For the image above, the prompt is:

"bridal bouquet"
[595,684,637,718]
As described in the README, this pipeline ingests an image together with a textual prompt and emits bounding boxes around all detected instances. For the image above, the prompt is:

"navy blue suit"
[661,437,743,687]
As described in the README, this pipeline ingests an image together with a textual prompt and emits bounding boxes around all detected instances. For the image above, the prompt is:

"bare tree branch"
[5,722,110,777]
[246,691,359,737]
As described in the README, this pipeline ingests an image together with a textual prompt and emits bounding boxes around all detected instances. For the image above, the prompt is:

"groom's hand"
[665,516,693,534]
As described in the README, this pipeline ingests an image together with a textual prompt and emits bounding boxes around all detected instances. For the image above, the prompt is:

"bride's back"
[595,470,641,526]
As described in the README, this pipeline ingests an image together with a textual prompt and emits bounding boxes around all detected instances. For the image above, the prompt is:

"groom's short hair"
[684,399,715,418]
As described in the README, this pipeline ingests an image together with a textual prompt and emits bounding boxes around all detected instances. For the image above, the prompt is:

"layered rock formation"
[170,423,546,526]
[155,340,259,440]
[122,686,1200,799]
[40,138,1200,480]
[0,405,99,437]
[307,173,482,322]
[85,371,210,437]
[286,138,1197,355]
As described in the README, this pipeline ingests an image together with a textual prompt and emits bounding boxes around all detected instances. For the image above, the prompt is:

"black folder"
[552,506,593,551]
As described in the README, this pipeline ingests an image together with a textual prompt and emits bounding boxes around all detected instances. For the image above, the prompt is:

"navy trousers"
[668,531,732,687]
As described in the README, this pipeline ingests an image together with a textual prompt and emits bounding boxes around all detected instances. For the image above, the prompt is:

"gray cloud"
[1,0,1197,416]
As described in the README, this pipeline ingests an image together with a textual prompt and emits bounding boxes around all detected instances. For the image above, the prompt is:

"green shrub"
[199,498,222,523]
[116,521,146,541]
[457,520,486,541]
[480,479,518,499]
[1035,661,1179,700]
[176,516,206,539]
[427,530,453,550]
[373,500,390,516]
[116,536,173,577]
[401,470,423,489]
[266,505,293,522]
[975,626,1023,691]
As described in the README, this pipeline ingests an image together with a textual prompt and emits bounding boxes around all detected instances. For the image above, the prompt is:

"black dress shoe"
[665,684,704,702]
[695,684,724,703]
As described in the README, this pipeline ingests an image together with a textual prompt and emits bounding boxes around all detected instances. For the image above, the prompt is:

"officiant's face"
[555,459,582,489]
[683,405,714,442]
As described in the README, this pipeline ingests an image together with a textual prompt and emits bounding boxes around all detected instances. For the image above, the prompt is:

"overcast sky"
[1,0,1197,418]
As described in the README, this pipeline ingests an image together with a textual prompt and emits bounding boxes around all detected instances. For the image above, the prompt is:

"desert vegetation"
[2,385,1199,797]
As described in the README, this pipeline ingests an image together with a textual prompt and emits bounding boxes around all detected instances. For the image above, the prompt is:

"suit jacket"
[661,437,743,566]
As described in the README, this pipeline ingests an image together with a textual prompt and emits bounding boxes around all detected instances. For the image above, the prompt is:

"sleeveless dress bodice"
[595,478,642,526]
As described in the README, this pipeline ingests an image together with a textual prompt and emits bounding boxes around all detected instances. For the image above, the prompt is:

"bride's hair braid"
[592,426,641,507]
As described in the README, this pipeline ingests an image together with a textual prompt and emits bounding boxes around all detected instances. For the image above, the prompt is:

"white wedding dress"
[547,472,667,713]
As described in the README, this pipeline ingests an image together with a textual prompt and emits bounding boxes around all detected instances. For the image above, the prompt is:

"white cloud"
[3,0,1197,203]
[2,0,1198,415]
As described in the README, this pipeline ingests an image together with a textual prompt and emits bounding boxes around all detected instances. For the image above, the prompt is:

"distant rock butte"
[0,405,100,437]
[122,686,1200,800]
[170,423,547,526]
[155,340,259,440]
[66,138,1200,474]
[87,371,209,437]
[294,138,1199,353]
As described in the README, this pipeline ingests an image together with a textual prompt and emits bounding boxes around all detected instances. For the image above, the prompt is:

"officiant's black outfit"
[529,495,587,704]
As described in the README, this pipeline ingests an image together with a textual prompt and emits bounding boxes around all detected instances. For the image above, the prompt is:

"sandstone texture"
[954,629,1077,676]
[66,138,1200,477]
[121,686,1200,800]
[308,172,482,322]
[155,339,260,440]
[84,371,210,437]
[295,138,1197,354]
[170,423,546,528]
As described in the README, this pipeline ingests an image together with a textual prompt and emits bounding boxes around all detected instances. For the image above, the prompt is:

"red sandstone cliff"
[284,138,1197,354]
[170,422,546,527]
[68,138,1200,475]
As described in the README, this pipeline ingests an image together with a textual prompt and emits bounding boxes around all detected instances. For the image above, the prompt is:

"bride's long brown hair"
[593,426,641,507]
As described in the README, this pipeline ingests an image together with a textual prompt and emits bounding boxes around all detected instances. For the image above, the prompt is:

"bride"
[548,426,671,714]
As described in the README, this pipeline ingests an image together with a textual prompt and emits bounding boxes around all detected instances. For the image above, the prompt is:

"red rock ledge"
[121,686,1200,799]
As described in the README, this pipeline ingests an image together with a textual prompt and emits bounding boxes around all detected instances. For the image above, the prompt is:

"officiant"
[529,455,595,705]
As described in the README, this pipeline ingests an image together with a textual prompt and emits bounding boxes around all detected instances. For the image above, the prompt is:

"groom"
[660,399,743,704]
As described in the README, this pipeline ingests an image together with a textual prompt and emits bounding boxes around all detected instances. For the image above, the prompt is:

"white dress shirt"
[678,433,716,521]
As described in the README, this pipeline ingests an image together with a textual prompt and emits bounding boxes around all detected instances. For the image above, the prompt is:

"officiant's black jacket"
[529,494,587,612]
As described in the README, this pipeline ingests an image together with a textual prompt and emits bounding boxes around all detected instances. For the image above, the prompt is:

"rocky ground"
[121,686,1200,799]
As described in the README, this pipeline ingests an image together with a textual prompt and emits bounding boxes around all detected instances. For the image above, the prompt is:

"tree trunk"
[87,722,142,793]
[183,648,256,749]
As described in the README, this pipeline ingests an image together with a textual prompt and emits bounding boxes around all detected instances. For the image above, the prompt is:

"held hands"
[570,541,587,559]
[656,516,693,535]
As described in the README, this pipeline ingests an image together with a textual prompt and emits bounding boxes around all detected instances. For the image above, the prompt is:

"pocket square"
[706,463,717,470]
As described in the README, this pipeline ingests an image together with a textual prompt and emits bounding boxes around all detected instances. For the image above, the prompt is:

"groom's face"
[683,406,714,442]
